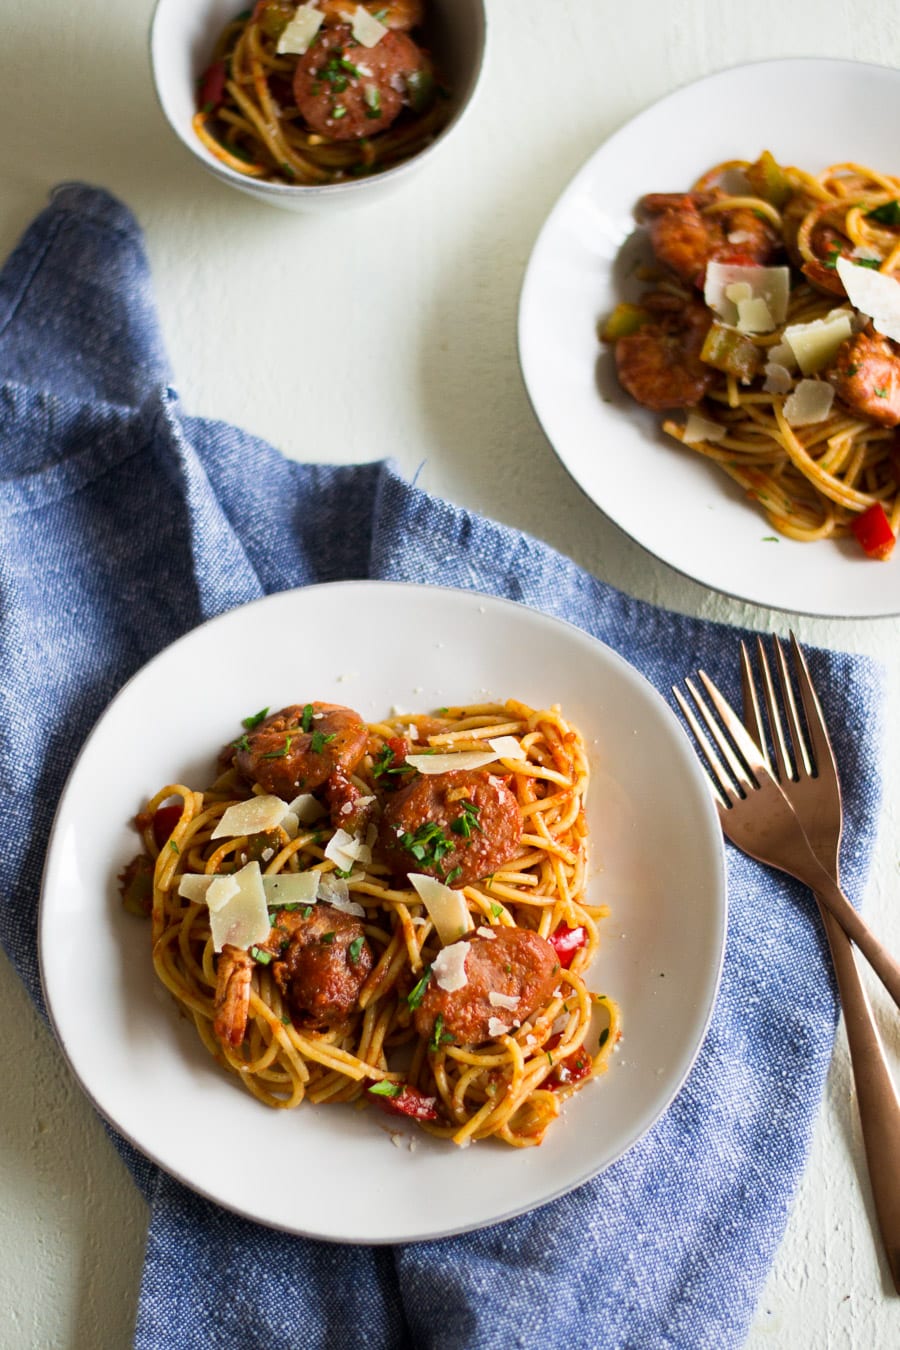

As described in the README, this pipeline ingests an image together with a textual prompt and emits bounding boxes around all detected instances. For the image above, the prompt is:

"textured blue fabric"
[0,184,885,1350]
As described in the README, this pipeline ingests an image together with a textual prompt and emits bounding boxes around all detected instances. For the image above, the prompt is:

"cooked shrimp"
[638,191,781,288]
[613,292,713,411]
[213,946,254,1049]
[827,329,900,427]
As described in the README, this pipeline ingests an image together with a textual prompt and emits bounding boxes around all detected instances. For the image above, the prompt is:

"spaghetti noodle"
[193,2,450,185]
[604,153,900,558]
[120,698,618,1148]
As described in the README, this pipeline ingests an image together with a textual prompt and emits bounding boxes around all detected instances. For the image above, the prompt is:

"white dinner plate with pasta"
[39,582,725,1242]
[519,58,900,616]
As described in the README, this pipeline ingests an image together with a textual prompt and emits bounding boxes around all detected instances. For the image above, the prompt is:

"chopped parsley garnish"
[407,967,432,1009]
[242,707,269,730]
[310,730,337,754]
[598,1027,610,1048]
[490,902,503,918]
[320,931,336,945]
[429,1013,453,1052]
[546,1051,554,1066]
[300,704,314,733]
[450,798,482,839]
[372,745,396,777]
[846,363,859,376]
[445,865,463,884]
[302,905,315,918]
[249,946,272,965]
[169,840,179,854]
[348,936,365,964]
[261,734,293,759]
[875,387,889,398]
[232,733,251,752]
[399,820,454,869]
[867,200,900,226]
[331,104,348,120]
[364,86,382,118]
[368,1080,401,1097]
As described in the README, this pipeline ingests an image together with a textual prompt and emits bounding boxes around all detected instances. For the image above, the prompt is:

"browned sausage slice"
[377,769,523,888]
[234,702,367,798]
[266,905,372,1029]
[293,24,428,141]
[413,928,559,1046]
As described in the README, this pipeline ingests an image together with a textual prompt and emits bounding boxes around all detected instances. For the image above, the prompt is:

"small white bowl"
[150,0,488,211]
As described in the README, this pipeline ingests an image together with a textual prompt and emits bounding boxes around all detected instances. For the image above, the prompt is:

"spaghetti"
[604,153,900,558]
[120,698,618,1148]
[193,1,450,185]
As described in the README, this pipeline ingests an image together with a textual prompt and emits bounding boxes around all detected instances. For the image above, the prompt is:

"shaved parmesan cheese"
[408,873,475,945]
[489,991,520,1011]
[405,750,497,774]
[727,230,756,246]
[836,256,900,342]
[736,296,775,334]
[347,4,388,45]
[704,263,790,327]
[432,941,469,991]
[768,341,796,371]
[783,312,853,375]
[318,872,365,918]
[208,861,270,952]
[264,871,320,907]
[783,379,835,425]
[276,2,324,54]
[763,362,793,395]
[324,828,371,871]
[288,793,326,824]
[724,281,752,304]
[205,875,239,914]
[683,413,727,445]
[475,926,496,939]
[487,1017,510,1038]
[487,736,525,760]
[211,795,289,839]
[178,874,215,904]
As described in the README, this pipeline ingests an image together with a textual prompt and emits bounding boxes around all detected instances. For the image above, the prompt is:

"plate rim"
[38,579,727,1242]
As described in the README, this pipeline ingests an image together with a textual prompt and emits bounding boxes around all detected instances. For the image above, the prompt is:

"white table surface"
[3,1,900,1344]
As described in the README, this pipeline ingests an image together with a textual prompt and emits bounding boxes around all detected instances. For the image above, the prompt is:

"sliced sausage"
[377,769,522,888]
[318,0,424,30]
[413,927,559,1046]
[233,702,367,798]
[264,905,372,1029]
[293,23,429,141]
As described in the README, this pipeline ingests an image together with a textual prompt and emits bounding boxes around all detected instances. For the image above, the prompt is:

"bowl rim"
[148,0,489,198]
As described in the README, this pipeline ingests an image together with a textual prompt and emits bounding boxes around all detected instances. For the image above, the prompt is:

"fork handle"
[794,859,900,1013]
[818,900,900,1293]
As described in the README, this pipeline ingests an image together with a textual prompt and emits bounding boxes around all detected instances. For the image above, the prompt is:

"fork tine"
[754,637,795,782]
[772,635,812,777]
[786,632,841,796]
[739,640,771,770]
[672,684,736,809]
[697,668,772,778]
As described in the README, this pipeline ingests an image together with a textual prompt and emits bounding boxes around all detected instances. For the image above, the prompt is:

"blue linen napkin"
[0,183,885,1350]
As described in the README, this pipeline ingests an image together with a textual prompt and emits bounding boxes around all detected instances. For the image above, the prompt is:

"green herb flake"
[331,104,348,120]
[261,734,293,760]
[363,85,382,118]
[250,946,272,965]
[450,798,482,840]
[867,199,900,225]
[320,931,336,945]
[242,707,269,730]
[368,1080,401,1097]
[301,704,314,733]
[490,902,503,918]
[875,387,889,398]
[399,820,454,870]
[348,936,365,964]
[430,1013,447,1052]
[169,840,179,854]
[232,733,251,753]
[407,967,432,1009]
[310,730,337,755]
[302,905,315,918]
[598,1027,610,1048]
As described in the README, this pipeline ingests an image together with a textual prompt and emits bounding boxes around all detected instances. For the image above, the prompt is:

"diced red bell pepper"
[152,802,183,849]
[851,502,896,560]
[367,1081,440,1122]
[548,923,588,969]
[197,59,227,113]
[546,1049,593,1091]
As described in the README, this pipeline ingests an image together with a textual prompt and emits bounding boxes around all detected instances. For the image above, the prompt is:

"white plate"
[518,58,900,617]
[39,582,725,1243]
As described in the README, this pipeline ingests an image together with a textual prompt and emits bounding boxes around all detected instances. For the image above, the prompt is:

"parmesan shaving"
[288,793,326,823]
[263,871,320,907]
[783,379,835,426]
[475,926,496,939]
[211,795,289,839]
[489,991,520,1011]
[763,362,793,395]
[783,312,853,375]
[408,873,475,945]
[487,1017,510,1038]
[324,828,371,871]
[736,296,775,334]
[683,413,727,445]
[204,875,239,914]
[208,861,270,953]
[836,256,900,343]
[318,872,365,918]
[432,941,469,992]
[704,263,790,326]
[405,750,497,774]
[346,4,388,45]
[276,2,324,55]
[487,735,525,760]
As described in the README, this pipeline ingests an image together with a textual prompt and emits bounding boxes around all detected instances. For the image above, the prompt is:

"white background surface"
[2,0,900,1345]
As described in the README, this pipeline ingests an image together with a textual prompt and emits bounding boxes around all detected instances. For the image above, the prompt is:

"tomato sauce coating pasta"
[120,699,619,1148]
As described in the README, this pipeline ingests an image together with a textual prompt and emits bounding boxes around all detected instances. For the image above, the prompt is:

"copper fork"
[740,634,900,1294]
[672,671,900,1011]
